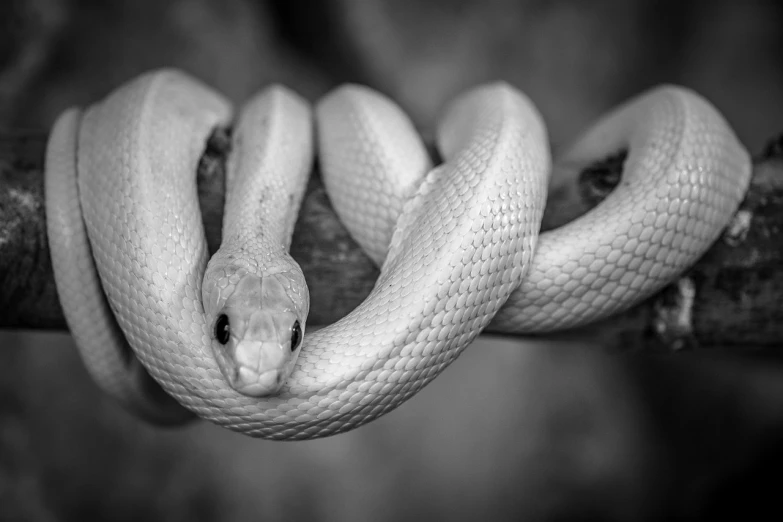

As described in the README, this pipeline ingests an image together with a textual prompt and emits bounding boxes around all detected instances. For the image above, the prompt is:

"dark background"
[2,1,783,520]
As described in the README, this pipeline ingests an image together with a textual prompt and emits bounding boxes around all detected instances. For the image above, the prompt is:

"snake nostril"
[215,313,231,344]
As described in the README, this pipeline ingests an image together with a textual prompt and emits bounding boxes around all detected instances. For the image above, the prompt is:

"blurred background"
[2,0,783,520]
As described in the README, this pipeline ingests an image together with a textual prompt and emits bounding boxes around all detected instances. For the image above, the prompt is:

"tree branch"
[1,130,781,352]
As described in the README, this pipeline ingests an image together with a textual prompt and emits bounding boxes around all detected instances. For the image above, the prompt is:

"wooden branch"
[1,129,781,352]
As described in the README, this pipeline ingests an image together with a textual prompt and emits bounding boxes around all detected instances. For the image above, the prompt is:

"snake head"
[207,271,308,397]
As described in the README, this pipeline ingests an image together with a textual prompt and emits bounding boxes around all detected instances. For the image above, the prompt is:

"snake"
[45,69,751,440]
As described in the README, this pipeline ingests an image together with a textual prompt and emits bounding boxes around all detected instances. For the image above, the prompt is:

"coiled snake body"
[45,70,751,440]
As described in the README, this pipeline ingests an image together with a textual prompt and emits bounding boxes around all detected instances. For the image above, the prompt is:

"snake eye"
[215,314,230,345]
[290,320,302,351]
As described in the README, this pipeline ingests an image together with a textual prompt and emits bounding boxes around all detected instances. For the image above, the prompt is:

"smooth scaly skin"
[45,107,191,424]
[46,69,549,439]
[317,84,752,334]
[493,86,751,332]
[45,69,751,440]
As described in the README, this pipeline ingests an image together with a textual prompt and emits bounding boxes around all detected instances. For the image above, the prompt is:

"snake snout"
[229,340,288,396]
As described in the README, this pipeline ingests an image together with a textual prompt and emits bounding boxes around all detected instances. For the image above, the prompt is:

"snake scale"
[45,69,751,440]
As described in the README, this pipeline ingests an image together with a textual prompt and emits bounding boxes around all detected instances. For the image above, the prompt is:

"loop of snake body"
[45,69,751,440]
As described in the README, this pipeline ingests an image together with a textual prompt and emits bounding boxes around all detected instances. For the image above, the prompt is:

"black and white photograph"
[1,1,782,520]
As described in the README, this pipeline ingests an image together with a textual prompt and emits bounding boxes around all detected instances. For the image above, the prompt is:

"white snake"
[45,69,751,440]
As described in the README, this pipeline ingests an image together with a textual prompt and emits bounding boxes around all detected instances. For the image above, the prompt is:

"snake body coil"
[45,69,751,440]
